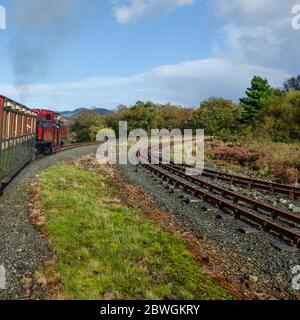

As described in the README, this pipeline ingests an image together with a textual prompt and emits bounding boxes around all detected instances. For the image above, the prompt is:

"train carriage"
[0,95,36,180]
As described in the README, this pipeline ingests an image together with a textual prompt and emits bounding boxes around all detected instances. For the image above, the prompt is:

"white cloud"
[112,0,299,73]
[112,0,195,24]
[214,0,288,24]
[1,1,296,109]
[0,58,290,109]
[212,0,300,73]
[145,58,290,104]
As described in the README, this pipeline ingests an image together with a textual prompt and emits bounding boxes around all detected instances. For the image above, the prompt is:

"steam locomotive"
[0,95,67,180]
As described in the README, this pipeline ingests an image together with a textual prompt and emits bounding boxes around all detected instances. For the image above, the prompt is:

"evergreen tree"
[240,76,275,124]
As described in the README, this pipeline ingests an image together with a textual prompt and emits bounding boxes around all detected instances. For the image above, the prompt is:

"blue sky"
[0,0,299,110]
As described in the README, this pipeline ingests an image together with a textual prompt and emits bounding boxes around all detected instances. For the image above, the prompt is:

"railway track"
[177,163,300,200]
[0,141,100,195]
[151,140,300,199]
[142,154,300,247]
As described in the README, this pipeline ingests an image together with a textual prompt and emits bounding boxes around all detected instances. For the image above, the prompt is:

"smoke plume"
[10,0,85,101]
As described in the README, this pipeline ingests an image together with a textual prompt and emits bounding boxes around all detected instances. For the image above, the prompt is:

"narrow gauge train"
[0,95,67,181]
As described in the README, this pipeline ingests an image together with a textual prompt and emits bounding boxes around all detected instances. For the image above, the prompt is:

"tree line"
[70,75,300,143]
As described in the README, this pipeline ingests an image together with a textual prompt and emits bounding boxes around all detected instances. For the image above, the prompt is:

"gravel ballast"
[0,145,99,300]
[119,164,300,300]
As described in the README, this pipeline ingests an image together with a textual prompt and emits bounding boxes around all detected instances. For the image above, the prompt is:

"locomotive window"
[46,114,52,121]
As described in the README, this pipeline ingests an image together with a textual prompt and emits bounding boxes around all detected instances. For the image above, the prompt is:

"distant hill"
[60,108,111,120]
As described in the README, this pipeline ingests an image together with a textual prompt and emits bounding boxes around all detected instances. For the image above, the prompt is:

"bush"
[207,139,300,184]
[271,166,299,184]
[257,90,300,142]
[209,143,259,166]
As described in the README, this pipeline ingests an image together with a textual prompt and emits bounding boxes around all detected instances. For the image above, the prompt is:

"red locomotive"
[0,95,67,180]
[35,109,67,155]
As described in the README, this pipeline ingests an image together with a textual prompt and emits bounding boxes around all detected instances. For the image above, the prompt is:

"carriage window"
[46,114,52,121]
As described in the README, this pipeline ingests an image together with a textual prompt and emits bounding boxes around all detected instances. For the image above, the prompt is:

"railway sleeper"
[143,163,300,247]
[161,163,300,226]
[167,160,300,200]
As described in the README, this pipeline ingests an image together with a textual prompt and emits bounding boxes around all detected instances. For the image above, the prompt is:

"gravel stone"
[292,207,300,214]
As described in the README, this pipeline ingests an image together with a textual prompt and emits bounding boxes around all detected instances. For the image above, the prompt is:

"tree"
[189,98,242,136]
[104,101,194,134]
[258,90,300,141]
[283,76,300,91]
[240,76,276,125]
[126,101,164,133]
[104,106,129,135]
[160,104,194,131]
[71,110,105,142]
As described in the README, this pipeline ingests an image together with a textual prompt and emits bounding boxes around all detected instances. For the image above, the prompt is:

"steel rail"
[175,163,300,199]
[142,161,300,246]
[150,143,300,199]
[158,162,300,225]
[150,150,300,224]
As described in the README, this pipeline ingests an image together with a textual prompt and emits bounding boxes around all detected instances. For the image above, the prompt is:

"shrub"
[210,144,259,166]
[271,166,299,185]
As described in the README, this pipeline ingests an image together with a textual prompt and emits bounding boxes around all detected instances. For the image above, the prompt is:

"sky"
[0,0,299,111]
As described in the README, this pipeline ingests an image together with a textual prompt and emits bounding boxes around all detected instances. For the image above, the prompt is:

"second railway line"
[179,163,300,200]
[141,151,300,248]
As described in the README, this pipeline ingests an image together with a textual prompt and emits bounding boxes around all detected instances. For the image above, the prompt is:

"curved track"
[151,140,300,199]
[143,152,300,247]
[177,163,300,200]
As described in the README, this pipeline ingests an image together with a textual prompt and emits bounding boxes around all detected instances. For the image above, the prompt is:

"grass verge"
[38,158,232,300]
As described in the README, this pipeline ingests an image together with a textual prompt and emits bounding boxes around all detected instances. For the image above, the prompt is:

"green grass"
[39,162,232,300]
